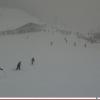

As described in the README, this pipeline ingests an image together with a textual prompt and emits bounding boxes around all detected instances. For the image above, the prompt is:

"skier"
[64,37,68,44]
[16,61,22,71]
[31,57,35,65]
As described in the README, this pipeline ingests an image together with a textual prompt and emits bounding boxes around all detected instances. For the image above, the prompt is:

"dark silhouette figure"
[0,67,4,71]
[16,61,21,71]
[64,37,68,44]
[31,57,35,65]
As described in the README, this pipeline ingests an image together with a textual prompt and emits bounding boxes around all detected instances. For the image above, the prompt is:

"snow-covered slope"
[0,30,99,97]
[0,8,99,97]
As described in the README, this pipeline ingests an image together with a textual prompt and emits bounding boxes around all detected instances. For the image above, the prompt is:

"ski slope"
[0,8,99,97]
[0,31,99,97]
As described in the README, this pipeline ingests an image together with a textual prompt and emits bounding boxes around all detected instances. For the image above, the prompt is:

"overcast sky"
[0,0,100,32]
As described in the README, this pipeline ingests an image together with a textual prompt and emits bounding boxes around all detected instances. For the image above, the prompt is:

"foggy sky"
[0,0,100,33]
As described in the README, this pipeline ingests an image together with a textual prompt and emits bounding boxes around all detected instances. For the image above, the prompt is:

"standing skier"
[64,37,68,44]
[31,57,35,65]
[16,61,22,71]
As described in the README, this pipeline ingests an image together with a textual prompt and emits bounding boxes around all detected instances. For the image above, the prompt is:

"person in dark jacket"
[31,57,35,65]
[16,61,22,70]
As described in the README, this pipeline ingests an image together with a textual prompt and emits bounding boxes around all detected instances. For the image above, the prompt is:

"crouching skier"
[16,61,22,71]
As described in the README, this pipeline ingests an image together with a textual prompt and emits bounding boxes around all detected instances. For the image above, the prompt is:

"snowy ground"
[0,7,99,97]
[0,30,99,97]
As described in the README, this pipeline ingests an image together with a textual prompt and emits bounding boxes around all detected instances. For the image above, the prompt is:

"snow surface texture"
[0,8,99,97]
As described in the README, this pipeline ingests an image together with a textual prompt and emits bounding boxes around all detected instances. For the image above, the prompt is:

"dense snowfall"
[0,8,99,97]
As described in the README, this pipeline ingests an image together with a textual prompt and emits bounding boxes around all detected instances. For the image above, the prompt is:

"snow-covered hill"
[0,8,45,31]
[0,8,99,97]
[0,22,47,36]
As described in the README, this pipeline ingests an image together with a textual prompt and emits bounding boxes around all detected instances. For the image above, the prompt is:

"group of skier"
[0,36,88,72]
[64,37,87,48]
[0,57,36,72]
[16,57,35,71]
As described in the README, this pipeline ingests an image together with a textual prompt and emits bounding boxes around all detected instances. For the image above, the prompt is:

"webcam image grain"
[0,0,99,97]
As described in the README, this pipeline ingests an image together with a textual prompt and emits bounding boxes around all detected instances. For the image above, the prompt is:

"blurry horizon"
[0,0,100,33]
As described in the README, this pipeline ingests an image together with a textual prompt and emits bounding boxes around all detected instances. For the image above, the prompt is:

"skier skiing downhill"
[64,37,68,44]
[16,61,22,71]
[31,57,37,70]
